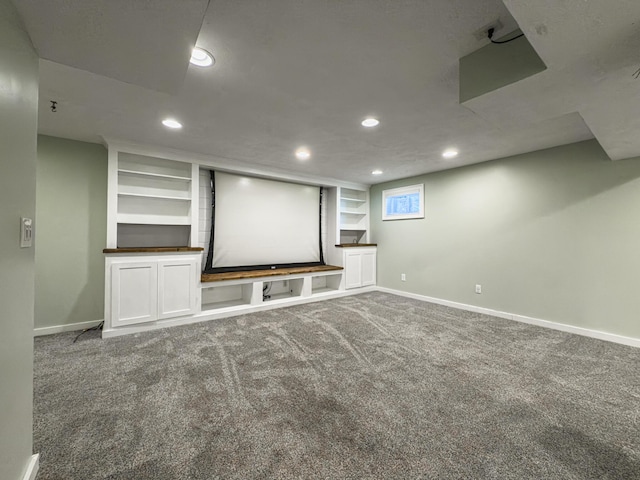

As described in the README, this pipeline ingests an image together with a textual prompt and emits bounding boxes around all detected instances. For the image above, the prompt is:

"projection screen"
[208,171,321,271]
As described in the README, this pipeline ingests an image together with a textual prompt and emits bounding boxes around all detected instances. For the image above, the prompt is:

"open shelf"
[111,151,195,247]
[341,223,366,230]
[118,171,191,199]
[199,269,344,313]
[118,192,190,201]
[311,274,342,294]
[117,224,191,248]
[338,187,369,243]
[340,195,366,203]
[339,229,366,244]
[263,278,304,302]
[340,208,366,215]
[118,152,192,179]
[117,194,191,226]
[117,214,191,225]
[118,169,191,181]
[201,283,254,311]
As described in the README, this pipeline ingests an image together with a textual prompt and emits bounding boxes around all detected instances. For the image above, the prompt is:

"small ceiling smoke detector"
[295,147,311,160]
[162,118,182,129]
[442,149,458,159]
[361,118,380,128]
[190,47,214,67]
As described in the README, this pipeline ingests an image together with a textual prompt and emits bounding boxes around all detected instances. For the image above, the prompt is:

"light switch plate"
[20,217,33,248]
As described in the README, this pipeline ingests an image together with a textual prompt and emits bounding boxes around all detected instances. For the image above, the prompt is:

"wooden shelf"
[104,247,203,254]
[202,265,343,283]
[336,243,377,247]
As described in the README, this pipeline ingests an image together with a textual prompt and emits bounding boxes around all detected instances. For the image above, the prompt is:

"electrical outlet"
[401,273,406,281]
[475,284,482,294]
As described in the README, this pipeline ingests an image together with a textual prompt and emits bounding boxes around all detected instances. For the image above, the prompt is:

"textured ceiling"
[13,0,640,185]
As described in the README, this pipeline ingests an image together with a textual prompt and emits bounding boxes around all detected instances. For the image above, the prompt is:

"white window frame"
[382,184,424,221]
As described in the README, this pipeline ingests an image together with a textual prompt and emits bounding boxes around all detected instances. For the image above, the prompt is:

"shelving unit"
[201,283,256,310]
[101,141,375,338]
[106,148,199,248]
[263,278,305,302]
[338,187,369,244]
[117,153,192,225]
[311,274,343,294]
[200,270,344,314]
[104,252,201,330]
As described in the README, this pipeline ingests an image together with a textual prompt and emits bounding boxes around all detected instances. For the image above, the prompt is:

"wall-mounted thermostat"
[20,217,33,248]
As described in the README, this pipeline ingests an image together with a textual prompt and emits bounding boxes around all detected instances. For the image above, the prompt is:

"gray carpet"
[34,292,640,479]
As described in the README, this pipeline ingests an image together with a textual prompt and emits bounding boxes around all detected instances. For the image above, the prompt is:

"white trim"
[34,320,103,337]
[102,286,376,338]
[22,454,39,480]
[510,313,640,348]
[376,287,640,348]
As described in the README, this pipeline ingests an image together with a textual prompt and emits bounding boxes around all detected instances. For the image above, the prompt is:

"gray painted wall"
[371,140,640,340]
[0,1,39,478]
[36,135,108,329]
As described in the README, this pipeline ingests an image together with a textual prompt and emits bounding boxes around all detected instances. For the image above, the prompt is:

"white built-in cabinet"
[343,247,377,289]
[110,261,158,326]
[200,270,344,312]
[107,254,200,328]
[102,142,377,337]
[326,186,376,289]
[104,144,202,334]
[158,259,199,319]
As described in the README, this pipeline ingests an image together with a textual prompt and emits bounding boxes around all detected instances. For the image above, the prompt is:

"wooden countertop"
[103,247,204,254]
[202,265,343,282]
[335,243,377,247]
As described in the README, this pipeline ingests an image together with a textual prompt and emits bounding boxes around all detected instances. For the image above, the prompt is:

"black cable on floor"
[73,321,104,343]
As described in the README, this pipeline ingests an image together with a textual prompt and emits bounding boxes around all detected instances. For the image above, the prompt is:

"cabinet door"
[157,259,198,319]
[111,262,158,327]
[344,251,363,289]
[361,250,377,286]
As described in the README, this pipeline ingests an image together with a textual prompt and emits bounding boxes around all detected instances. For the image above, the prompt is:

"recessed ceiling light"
[372,170,383,175]
[162,118,182,129]
[362,118,380,128]
[295,147,311,160]
[190,47,214,67]
[442,149,458,159]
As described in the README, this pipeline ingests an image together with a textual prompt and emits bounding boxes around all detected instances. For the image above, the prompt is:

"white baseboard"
[376,287,640,348]
[34,319,103,337]
[23,454,39,480]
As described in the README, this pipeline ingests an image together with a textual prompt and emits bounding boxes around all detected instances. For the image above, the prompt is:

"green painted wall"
[35,135,108,329]
[371,140,640,340]
[0,1,38,478]
[459,30,546,103]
